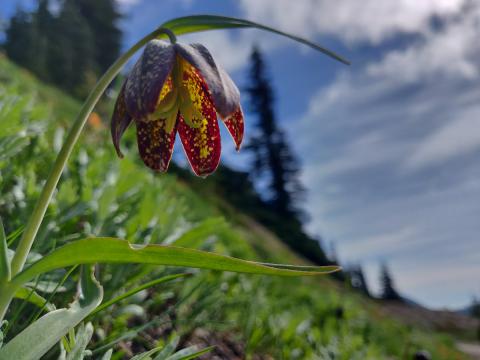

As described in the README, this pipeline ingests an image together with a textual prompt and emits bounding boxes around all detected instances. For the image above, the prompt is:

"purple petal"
[175,43,240,119]
[110,82,133,158]
[125,40,176,119]
[136,117,178,172]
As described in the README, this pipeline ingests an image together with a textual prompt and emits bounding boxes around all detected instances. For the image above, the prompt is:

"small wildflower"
[111,39,244,177]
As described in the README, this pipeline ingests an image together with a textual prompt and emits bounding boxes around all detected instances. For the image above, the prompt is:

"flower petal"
[177,61,221,176]
[110,82,133,158]
[175,43,240,118]
[178,114,221,177]
[125,40,175,119]
[136,118,177,172]
[223,106,244,151]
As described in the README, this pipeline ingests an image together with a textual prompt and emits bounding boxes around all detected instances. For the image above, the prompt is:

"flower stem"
[0,28,174,322]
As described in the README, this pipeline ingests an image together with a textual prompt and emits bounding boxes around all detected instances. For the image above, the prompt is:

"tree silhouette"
[349,264,370,297]
[245,47,304,217]
[241,47,333,268]
[49,0,95,96]
[4,0,122,98]
[379,263,402,300]
[4,9,36,71]
[76,0,122,73]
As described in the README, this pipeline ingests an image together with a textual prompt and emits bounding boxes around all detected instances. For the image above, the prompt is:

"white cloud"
[367,5,480,82]
[299,4,480,175]
[292,3,480,307]
[182,28,282,73]
[239,0,466,44]
[343,226,418,258]
[182,31,254,73]
[405,109,480,170]
[116,0,141,7]
[306,130,409,178]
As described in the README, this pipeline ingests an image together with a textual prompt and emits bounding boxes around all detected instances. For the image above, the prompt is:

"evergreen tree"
[471,297,480,341]
[379,263,402,300]
[4,0,122,98]
[470,296,480,318]
[76,0,122,73]
[31,0,53,78]
[48,0,95,96]
[243,47,332,268]
[246,47,304,216]
[4,9,37,70]
[349,265,370,297]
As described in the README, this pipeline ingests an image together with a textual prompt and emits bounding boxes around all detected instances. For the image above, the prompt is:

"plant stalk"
[0,282,16,323]
[1,27,174,323]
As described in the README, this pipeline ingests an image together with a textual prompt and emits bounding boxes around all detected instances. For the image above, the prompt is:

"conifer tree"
[31,0,52,78]
[246,47,304,216]
[4,0,122,98]
[5,9,37,70]
[48,0,95,96]
[244,47,332,267]
[350,265,370,297]
[76,0,122,73]
[379,263,402,300]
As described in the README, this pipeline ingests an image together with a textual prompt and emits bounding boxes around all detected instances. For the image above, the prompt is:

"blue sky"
[2,0,479,309]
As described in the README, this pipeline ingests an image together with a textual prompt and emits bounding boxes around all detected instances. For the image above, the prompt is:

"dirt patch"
[380,300,479,337]
[182,328,273,360]
[457,342,480,359]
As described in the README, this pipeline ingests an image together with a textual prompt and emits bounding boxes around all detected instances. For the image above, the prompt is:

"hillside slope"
[0,53,474,359]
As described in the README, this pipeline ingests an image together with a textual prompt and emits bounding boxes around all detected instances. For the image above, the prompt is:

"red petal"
[178,114,221,177]
[222,107,244,151]
[136,118,177,172]
[178,62,221,177]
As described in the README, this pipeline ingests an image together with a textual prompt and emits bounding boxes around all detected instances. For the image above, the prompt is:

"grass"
[0,53,468,359]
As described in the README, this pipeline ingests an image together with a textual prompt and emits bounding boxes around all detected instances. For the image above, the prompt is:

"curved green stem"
[0,27,173,322]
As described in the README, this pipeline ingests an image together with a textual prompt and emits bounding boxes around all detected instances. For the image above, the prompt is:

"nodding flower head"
[111,39,244,177]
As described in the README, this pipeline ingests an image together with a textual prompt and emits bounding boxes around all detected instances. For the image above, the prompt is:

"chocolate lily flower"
[111,39,244,177]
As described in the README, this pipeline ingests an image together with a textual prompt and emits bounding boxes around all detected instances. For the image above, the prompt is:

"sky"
[2,0,479,309]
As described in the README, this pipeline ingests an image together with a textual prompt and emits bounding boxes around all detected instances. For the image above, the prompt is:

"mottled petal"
[178,114,221,177]
[177,61,220,176]
[136,118,177,172]
[125,40,175,119]
[175,43,240,118]
[223,106,244,151]
[110,82,132,158]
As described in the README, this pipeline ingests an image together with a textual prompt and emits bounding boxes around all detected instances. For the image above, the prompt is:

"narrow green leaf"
[154,336,180,360]
[30,265,78,323]
[66,322,94,360]
[6,225,24,247]
[14,287,55,312]
[131,347,162,360]
[0,266,103,360]
[0,217,10,282]
[161,15,350,65]
[164,346,214,360]
[12,238,340,287]
[171,218,227,247]
[25,280,67,293]
[101,349,113,360]
[89,273,190,318]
